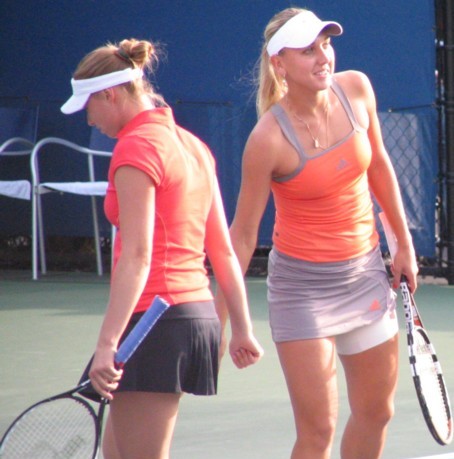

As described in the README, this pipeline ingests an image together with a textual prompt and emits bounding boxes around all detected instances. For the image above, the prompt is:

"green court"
[1,270,453,459]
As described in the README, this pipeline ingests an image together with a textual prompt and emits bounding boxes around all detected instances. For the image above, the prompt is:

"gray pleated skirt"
[267,245,397,343]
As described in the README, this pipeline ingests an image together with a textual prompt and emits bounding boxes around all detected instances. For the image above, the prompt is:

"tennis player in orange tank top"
[216,8,418,459]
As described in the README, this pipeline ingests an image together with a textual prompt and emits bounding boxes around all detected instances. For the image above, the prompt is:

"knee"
[355,399,395,427]
[296,415,337,452]
[374,400,395,426]
[312,422,336,452]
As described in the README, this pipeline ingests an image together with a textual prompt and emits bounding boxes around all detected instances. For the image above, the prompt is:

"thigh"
[108,391,182,459]
[339,334,399,415]
[276,338,339,425]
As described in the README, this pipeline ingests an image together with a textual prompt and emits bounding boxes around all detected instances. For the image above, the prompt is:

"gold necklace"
[287,98,330,150]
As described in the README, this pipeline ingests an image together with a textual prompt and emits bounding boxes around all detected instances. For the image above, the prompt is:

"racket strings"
[0,397,98,458]
[413,330,452,442]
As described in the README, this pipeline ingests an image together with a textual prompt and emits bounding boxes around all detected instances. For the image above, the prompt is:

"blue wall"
[0,0,435,109]
[0,0,438,255]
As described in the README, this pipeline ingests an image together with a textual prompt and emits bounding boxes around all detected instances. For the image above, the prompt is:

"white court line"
[409,454,454,459]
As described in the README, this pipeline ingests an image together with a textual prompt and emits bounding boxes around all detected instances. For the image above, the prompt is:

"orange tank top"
[270,80,379,262]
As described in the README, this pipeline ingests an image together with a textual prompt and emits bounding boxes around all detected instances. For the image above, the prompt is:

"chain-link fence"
[0,102,445,277]
[377,108,439,261]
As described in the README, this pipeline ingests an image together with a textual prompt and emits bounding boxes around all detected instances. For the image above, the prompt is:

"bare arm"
[353,72,418,291]
[89,166,155,398]
[205,176,264,368]
[214,120,276,357]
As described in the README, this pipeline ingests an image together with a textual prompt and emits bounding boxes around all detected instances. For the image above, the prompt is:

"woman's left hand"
[391,245,419,293]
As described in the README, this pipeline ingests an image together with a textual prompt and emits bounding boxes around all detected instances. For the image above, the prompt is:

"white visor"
[61,67,143,114]
[267,10,342,57]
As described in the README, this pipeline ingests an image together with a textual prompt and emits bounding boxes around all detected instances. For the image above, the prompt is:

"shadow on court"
[0,271,453,459]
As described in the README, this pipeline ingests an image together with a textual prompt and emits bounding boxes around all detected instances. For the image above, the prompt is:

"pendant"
[314,138,320,149]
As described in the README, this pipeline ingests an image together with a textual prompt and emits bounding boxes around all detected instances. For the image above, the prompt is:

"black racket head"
[0,395,102,458]
[410,327,453,445]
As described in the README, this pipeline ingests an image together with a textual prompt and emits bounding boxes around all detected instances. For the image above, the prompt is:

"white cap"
[61,67,143,114]
[267,10,343,57]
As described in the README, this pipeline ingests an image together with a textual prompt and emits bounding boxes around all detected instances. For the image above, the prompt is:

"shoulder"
[334,70,375,97]
[334,70,372,87]
[113,123,164,176]
[177,125,216,167]
[246,109,282,153]
[240,107,293,179]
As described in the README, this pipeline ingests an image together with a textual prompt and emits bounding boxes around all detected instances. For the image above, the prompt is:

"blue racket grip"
[114,296,169,367]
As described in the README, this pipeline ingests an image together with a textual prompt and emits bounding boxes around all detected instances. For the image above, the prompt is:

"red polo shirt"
[105,108,215,311]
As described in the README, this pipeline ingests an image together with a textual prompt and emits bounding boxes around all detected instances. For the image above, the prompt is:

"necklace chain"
[287,98,330,150]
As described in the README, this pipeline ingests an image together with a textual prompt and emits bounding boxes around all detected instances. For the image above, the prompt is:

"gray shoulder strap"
[331,80,362,131]
[269,104,306,182]
[270,104,305,156]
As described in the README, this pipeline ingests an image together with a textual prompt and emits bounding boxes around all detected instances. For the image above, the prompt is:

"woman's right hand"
[88,346,123,400]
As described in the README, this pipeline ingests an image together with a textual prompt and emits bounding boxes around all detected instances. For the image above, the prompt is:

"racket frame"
[379,212,453,445]
[0,384,106,459]
[0,295,169,458]
[399,279,453,445]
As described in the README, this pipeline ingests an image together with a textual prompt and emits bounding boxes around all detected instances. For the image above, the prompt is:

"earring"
[282,74,288,90]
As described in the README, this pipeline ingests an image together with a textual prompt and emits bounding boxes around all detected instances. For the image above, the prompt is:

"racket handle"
[115,296,169,367]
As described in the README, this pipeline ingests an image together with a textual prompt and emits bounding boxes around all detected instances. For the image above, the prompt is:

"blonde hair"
[256,7,306,117]
[73,38,166,106]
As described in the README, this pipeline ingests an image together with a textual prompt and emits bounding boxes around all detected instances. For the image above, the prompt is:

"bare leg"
[339,334,399,459]
[103,392,182,459]
[276,338,338,459]
[103,414,120,459]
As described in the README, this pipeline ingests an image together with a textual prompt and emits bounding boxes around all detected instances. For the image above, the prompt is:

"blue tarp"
[0,0,438,257]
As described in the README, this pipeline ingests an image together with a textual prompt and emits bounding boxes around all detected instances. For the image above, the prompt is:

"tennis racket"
[0,295,169,459]
[379,212,453,445]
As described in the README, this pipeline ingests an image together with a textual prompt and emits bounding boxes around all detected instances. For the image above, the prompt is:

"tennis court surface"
[1,271,453,458]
